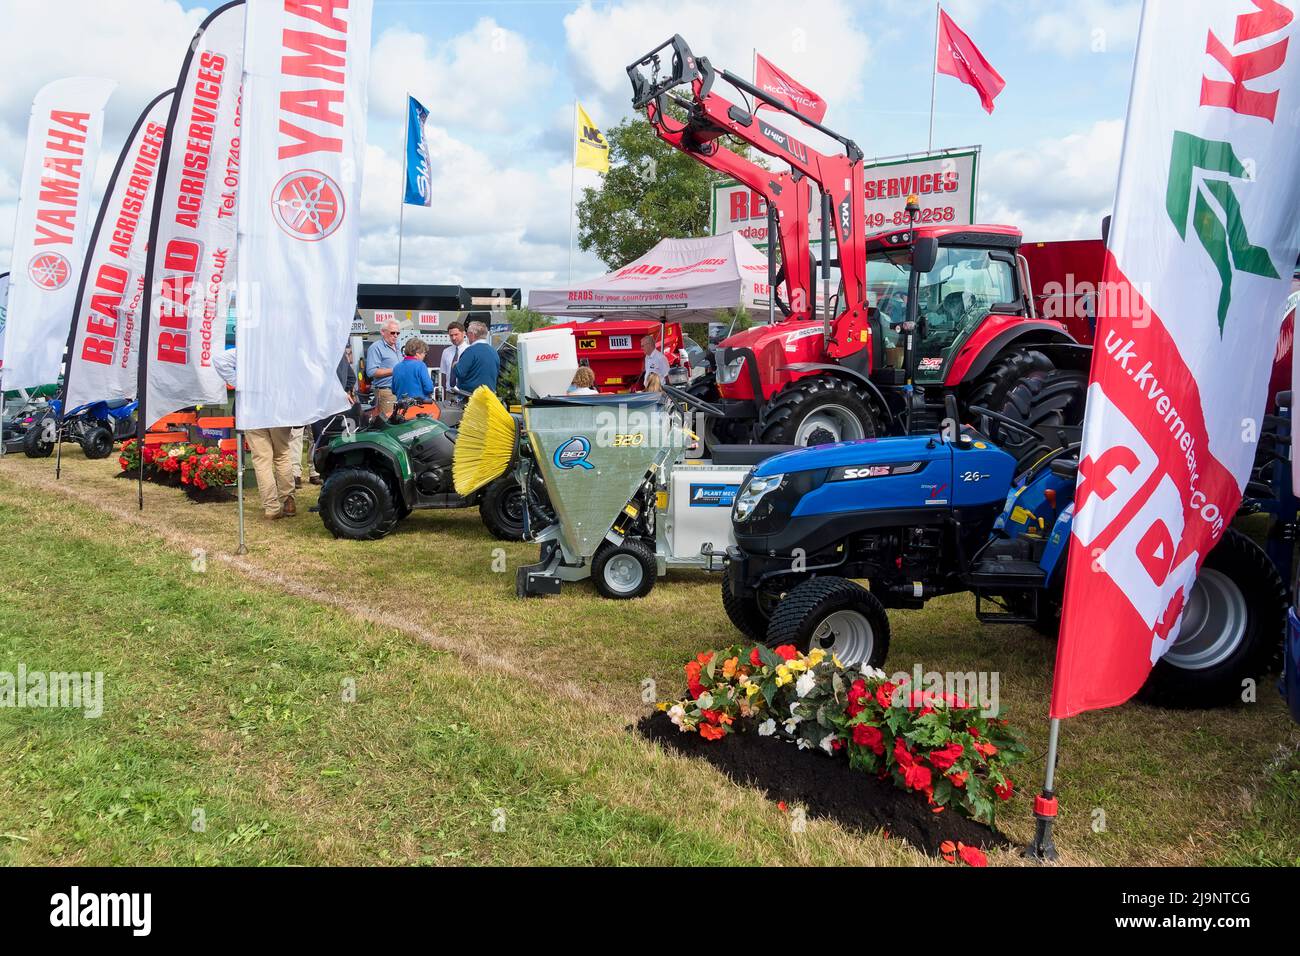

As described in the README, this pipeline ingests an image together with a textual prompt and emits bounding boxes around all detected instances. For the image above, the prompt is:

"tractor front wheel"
[765,576,890,669]
[757,375,879,447]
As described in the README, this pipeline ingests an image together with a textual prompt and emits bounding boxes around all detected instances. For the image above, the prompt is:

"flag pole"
[1023,716,1061,862]
[398,94,408,285]
[928,2,940,152]
[235,431,246,555]
[568,100,577,283]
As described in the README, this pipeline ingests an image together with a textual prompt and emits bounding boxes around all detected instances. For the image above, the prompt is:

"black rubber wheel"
[765,576,890,669]
[319,467,400,540]
[758,375,879,447]
[22,420,54,458]
[80,425,115,459]
[721,572,784,641]
[479,474,554,541]
[966,349,1087,466]
[1137,528,1286,708]
[591,538,657,600]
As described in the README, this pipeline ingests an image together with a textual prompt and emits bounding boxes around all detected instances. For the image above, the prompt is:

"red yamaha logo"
[28,252,70,290]
[271,170,345,241]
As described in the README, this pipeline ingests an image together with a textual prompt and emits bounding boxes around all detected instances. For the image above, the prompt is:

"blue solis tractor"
[721,401,1287,709]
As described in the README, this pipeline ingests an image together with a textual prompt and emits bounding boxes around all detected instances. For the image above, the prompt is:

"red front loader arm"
[629,35,870,360]
[643,96,814,319]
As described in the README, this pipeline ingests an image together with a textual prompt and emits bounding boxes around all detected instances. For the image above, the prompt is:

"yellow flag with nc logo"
[574,103,609,173]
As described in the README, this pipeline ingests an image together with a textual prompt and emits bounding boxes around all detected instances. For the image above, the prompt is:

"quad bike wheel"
[478,474,554,542]
[22,421,54,458]
[1137,528,1286,708]
[765,576,890,669]
[80,425,115,460]
[319,467,401,540]
[758,374,879,447]
[966,349,1087,466]
[591,538,657,600]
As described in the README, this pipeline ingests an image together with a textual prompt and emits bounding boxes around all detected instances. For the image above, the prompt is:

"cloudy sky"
[0,0,1139,292]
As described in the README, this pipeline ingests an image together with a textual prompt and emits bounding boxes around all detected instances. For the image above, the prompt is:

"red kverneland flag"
[935,9,1005,114]
[754,52,826,123]
[1052,0,1300,718]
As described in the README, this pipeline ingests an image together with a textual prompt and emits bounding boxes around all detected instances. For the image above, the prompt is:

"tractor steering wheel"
[965,404,1044,444]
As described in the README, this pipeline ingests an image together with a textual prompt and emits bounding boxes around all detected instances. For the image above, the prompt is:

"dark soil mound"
[638,710,1007,857]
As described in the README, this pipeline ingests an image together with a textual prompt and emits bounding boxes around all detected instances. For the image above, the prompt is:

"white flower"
[696,692,714,709]
[797,738,812,750]
[668,704,687,730]
[820,734,837,755]
[795,671,817,698]
[758,719,776,737]
[783,716,802,734]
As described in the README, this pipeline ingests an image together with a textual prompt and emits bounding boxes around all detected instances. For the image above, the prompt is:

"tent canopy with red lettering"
[529,233,768,321]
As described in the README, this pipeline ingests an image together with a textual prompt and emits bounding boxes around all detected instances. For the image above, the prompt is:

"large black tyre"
[591,538,657,600]
[721,572,782,641]
[80,425,115,460]
[758,375,879,447]
[319,467,401,540]
[1137,528,1286,708]
[765,576,890,669]
[966,349,1087,465]
[22,419,54,458]
[479,474,554,541]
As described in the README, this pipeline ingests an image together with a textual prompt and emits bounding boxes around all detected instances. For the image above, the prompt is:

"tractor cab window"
[914,248,1016,381]
[863,249,913,370]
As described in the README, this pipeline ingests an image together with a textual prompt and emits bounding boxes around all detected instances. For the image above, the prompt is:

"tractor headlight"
[734,473,785,522]
[717,354,747,385]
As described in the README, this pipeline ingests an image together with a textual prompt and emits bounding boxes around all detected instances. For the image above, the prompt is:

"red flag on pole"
[935,9,1005,114]
[754,52,827,123]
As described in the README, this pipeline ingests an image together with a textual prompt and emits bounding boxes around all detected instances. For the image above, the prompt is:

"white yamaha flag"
[236,0,373,429]
[141,1,245,428]
[63,91,173,411]
[3,77,114,391]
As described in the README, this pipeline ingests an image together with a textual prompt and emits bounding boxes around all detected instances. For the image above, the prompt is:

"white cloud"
[368,18,555,133]
[979,118,1123,239]
[563,0,873,131]
[1029,0,1141,57]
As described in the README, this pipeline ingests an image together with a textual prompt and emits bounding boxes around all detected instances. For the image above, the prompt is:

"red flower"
[852,723,885,755]
[974,740,999,760]
[928,742,964,772]
[949,771,968,788]
[699,723,725,741]
[902,760,933,796]
[994,780,1014,801]
[696,651,714,666]
[958,843,988,867]
[773,645,798,661]
[750,647,763,667]
[969,726,980,738]
[684,661,705,699]
[893,736,914,768]
[875,681,899,709]
[846,678,869,717]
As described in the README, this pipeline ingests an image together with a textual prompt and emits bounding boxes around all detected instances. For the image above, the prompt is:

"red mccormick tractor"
[628,36,1088,453]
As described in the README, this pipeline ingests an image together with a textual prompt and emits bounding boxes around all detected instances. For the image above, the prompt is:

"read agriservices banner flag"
[139,1,245,429]
[63,91,173,410]
[1052,0,1300,718]
[3,77,114,391]
[754,52,827,123]
[403,94,431,207]
[236,0,373,429]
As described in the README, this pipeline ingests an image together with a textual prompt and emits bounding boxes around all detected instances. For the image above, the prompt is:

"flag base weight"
[1022,792,1059,862]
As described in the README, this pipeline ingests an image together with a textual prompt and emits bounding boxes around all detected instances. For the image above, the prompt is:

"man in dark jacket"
[449,320,500,396]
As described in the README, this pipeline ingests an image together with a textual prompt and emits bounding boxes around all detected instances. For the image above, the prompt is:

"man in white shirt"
[438,321,468,390]
[640,333,670,389]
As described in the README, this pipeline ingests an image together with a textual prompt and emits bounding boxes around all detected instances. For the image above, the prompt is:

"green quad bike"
[313,400,551,542]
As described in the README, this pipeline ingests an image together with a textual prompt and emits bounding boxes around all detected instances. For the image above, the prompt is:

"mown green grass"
[0,454,1296,866]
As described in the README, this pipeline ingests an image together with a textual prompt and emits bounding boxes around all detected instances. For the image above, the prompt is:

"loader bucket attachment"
[627,34,705,110]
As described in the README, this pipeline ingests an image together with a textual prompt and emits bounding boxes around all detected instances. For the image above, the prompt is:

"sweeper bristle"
[452,386,519,496]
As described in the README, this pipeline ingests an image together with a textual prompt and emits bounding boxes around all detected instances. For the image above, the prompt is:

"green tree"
[576,115,759,269]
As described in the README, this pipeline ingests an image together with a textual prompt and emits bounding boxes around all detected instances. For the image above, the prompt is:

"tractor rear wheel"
[757,375,879,447]
[967,349,1087,465]
[1137,528,1286,708]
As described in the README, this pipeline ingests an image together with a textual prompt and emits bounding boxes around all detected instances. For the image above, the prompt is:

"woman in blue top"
[392,338,434,401]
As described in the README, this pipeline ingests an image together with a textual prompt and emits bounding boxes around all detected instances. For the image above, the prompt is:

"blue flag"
[403,94,431,207]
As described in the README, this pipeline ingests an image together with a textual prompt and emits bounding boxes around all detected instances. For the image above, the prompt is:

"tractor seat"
[1049,457,1079,480]
[708,444,799,466]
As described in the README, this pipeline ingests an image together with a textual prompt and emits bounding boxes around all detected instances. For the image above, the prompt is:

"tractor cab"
[863,224,1032,391]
